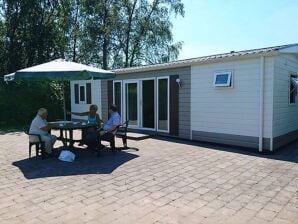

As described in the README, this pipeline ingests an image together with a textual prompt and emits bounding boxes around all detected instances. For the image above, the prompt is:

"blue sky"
[172,0,298,59]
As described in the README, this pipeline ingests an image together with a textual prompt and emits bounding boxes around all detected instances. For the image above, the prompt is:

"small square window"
[213,71,232,87]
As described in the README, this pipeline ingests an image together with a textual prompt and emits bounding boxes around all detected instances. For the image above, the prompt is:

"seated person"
[85,104,121,150]
[68,104,102,145]
[101,104,121,136]
[29,108,57,156]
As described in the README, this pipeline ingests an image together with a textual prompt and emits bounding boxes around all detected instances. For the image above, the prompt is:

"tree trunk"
[72,3,79,62]
[129,0,159,66]
[102,38,108,69]
[102,0,109,69]
[124,0,138,68]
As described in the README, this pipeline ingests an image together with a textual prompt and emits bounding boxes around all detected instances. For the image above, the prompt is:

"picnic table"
[50,121,97,148]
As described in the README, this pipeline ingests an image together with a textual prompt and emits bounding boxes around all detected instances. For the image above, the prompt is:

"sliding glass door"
[125,81,139,126]
[142,79,155,129]
[114,77,169,132]
[157,77,169,132]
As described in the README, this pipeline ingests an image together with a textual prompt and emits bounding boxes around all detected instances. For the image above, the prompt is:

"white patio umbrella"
[4,59,115,120]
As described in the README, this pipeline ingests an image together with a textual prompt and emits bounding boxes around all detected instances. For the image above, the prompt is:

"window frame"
[140,78,156,130]
[74,83,79,104]
[157,76,170,133]
[86,82,92,104]
[123,80,140,128]
[213,71,233,87]
[289,73,297,105]
[79,84,86,104]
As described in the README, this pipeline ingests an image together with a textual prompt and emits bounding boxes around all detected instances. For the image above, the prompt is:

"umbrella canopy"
[4,59,115,120]
[4,58,115,81]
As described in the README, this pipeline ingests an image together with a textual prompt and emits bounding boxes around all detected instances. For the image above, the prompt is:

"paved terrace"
[0,130,297,224]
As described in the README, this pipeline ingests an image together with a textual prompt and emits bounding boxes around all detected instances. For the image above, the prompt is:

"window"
[142,79,155,129]
[125,82,138,126]
[74,84,79,104]
[86,83,92,104]
[157,77,169,132]
[74,82,92,104]
[79,85,85,102]
[289,74,297,104]
[213,71,232,87]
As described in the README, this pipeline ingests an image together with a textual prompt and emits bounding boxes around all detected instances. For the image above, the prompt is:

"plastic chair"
[23,126,45,159]
[116,120,129,148]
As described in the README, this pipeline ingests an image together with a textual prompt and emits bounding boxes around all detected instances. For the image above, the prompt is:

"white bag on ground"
[58,150,75,162]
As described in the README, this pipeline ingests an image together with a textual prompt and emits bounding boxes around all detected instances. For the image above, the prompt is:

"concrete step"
[125,132,151,140]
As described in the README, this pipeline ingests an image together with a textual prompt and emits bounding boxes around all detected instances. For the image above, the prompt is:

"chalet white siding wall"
[191,57,274,148]
[70,80,102,120]
[273,54,298,139]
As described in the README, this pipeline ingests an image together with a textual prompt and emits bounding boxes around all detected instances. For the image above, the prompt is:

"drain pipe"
[259,56,265,152]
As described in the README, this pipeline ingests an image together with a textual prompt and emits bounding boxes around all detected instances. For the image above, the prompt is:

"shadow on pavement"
[12,148,139,179]
[154,136,298,164]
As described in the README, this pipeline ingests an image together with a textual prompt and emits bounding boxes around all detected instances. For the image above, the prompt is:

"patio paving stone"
[0,130,297,223]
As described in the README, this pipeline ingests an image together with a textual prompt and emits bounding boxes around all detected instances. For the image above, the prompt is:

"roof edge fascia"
[115,51,279,75]
[279,45,298,54]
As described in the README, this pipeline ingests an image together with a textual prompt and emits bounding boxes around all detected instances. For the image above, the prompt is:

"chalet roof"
[114,43,298,74]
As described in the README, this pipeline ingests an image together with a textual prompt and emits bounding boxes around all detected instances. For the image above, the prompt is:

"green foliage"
[0,0,184,128]
[0,79,69,126]
[115,0,184,67]
[0,0,71,128]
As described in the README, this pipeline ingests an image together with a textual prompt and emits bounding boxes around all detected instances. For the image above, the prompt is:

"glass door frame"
[114,77,169,133]
[140,78,156,131]
[157,76,170,133]
[113,80,123,123]
[123,79,140,128]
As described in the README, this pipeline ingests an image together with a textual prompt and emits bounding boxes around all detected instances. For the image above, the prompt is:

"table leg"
[69,130,74,147]
[60,129,67,147]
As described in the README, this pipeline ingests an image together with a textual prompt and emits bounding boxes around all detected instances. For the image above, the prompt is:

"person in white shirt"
[29,108,57,155]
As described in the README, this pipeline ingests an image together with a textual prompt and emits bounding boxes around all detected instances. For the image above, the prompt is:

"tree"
[1,0,69,71]
[0,19,8,76]
[78,0,120,69]
[0,0,184,71]
[78,0,184,69]
[0,0,71,126]
[0,0,185,127]
[116,0,184,67]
